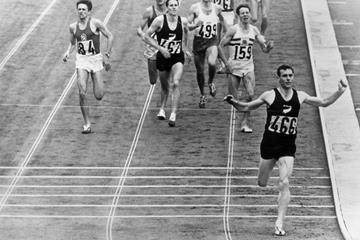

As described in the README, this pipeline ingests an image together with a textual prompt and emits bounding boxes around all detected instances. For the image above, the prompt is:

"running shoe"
[274,226,286,236]
[81,125,91,134]
[199,95,207,108]
[223,94,234,104]
[209,83,216,97]
[157,109,166,120]
[168,112,176,127]
[241,125,253,133]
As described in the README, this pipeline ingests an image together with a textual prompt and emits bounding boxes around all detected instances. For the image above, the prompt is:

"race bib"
[198,22,217,39]
[268,115,298,135]
[213,0,231,10]
[77,40,96,55]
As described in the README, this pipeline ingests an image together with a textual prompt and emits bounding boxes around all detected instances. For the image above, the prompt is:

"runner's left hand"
[103,58,111,71]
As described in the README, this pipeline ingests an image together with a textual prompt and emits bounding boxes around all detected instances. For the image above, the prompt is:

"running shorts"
[75,53,103,73]
[193,36,218,54]
[156,52,185,72]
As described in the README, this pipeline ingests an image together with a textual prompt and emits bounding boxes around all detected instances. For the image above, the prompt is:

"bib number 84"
[78,40,95,55]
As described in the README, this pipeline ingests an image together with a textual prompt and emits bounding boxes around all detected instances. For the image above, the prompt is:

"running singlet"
[228,24,259,70]
[75,18,100,56]
[264,88,300,140]
[213,0,232,11]
[157,15,183,56]
[194,3,219,39]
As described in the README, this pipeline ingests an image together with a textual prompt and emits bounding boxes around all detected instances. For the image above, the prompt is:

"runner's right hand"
[160,47,171,59]
[62,52,69,62]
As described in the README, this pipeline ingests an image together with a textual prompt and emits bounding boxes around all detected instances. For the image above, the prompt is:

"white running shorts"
[75,53,103,73]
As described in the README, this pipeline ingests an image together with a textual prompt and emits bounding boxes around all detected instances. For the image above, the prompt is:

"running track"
[0,0,345,239]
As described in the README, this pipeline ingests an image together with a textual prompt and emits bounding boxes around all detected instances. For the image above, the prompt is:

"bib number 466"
[268,115,297,135]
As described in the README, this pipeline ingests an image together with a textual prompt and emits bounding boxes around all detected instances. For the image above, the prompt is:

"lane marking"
[332,20,354,25]
[0,175,330,179]
[2,204,334,208]
[0,103,230,112]
[0,0,121,213]
[106,84,155,240]
[0,184,331,188]
[0,214,337,219]
[339,45,360,48]
[328,1,346,4]
[0,166,325,170]
[223,107,236,240]
[346,73,360,77]
[0,194,332,198]
[0,0,59,72]
[342,60,360,65]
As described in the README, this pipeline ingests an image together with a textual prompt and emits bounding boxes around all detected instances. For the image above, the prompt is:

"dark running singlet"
[74,17,100,56]
[156,15,185,71]
[260,88,300,159]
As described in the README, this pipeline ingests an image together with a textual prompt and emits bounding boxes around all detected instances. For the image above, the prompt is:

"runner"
[224,64,348,236]
[249,0,271,34]
[188,0,225,108]
[63,0,113,134]
[137,0,168,85]
[143,0,191,127]
[212,0,235,74]
[218,3,273,132]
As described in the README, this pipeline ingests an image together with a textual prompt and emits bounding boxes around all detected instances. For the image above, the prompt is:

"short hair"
[76,0,92,11]
[166,0,179,7]
[236,4,251,15]
[277,64,295,77]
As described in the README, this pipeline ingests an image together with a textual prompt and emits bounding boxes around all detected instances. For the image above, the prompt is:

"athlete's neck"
[278,87,293,99]
[167,13,177,22]
[240,22,250,30]
[78,16,89,25]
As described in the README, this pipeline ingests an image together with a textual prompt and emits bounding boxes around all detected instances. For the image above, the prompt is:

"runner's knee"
[278,178,289,191]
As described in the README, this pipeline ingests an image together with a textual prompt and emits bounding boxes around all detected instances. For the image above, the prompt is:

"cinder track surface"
[0,0,345,239]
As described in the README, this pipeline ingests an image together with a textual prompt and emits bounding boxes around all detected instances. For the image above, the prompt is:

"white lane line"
[2,204,334,208]
[0,166,325,170]
[333,20,354,25]
[0,103,230,112]
[106,84,155,240]
[0,214,337,219]
[0,184,331,188]
[0,194,332,198]
[0,175,330,179]
[223,107,236,240]
[0,0,120,213]
[0,0,59,72]
[339,45,360,48]
[342,60,360,65]
[346,73,360,77]
[328,1,346,4]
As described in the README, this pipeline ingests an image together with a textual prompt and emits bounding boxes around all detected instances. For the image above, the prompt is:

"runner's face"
[167,0,178,15]
[77,3,89,20]
[279,69,294,89]
[239,7,250,23]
